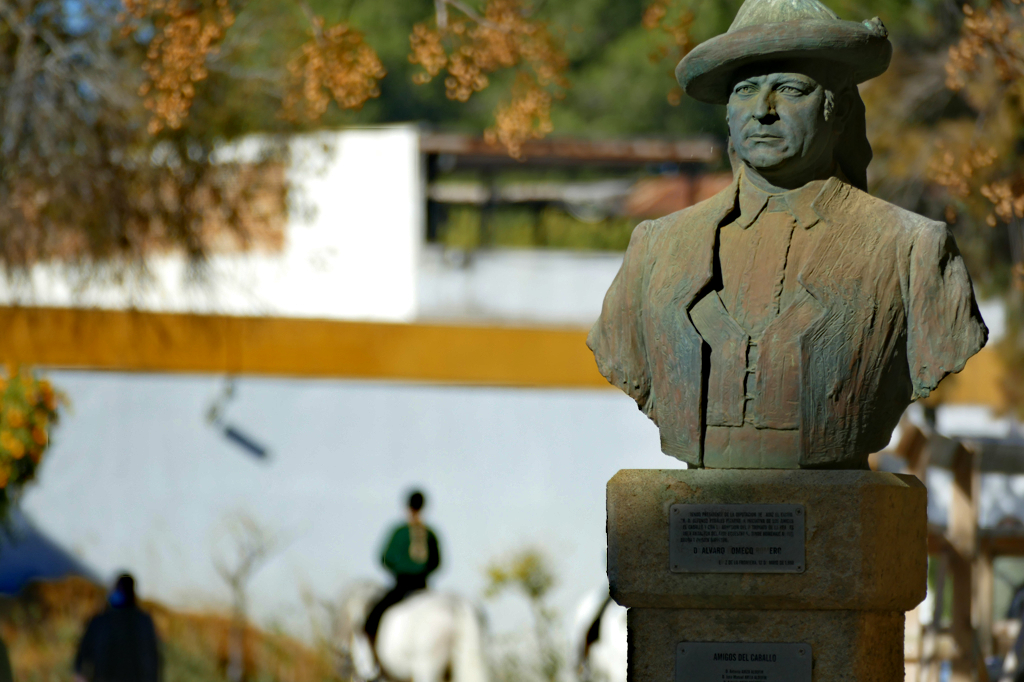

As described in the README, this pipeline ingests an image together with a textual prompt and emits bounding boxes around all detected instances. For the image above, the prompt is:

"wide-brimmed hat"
[676,0,892,104]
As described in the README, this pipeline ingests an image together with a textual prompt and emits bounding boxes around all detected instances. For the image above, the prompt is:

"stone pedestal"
[607,469,927,682]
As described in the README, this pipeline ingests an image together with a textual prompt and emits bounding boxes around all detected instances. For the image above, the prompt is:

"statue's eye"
[735,84,757,95]
[777,85,806,95]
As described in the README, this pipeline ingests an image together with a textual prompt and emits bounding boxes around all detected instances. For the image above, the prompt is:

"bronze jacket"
[588,175,988,468]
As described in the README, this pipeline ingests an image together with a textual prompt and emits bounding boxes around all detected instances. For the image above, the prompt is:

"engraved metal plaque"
[669,504,805,573]
[675,642,812,682]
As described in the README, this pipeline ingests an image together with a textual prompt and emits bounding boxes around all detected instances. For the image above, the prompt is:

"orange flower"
[0,469,10,488]
[8,409,25,429]
[40,385,56,411]
[0,430,23,460]
[31,427,46,446]
[28,448,41,464]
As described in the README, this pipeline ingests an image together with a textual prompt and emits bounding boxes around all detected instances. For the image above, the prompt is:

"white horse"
[335,581,489,682]
[571,588,627,682]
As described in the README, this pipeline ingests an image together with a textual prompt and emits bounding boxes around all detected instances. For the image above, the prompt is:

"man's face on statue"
[726,62,840,188]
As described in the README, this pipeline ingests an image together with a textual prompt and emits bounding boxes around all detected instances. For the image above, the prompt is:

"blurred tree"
[213,513,278,682]
[0,0,572,277]
[858,0,1008,292]
[930,0,1024,290]
[485,548,561,682]
[220,0,731,141]
[0,0,285,279]
[124,0,571,157]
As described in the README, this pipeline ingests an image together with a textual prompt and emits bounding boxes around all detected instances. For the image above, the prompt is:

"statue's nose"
[752,90,775,120]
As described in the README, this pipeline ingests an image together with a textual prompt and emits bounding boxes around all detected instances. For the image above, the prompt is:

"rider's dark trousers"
[364,574,428,643]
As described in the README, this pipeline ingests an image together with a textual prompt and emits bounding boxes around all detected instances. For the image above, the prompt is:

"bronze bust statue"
[588,0,988,470]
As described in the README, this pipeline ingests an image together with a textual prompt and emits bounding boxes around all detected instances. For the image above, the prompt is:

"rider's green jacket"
[381,522,441,577]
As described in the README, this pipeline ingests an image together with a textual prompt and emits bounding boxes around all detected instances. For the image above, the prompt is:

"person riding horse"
[364,490,441,643]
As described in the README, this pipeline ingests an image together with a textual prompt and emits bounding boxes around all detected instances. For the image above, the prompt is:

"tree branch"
[295,0,323,42]
[435,0,449,29]
[442,0,508,31]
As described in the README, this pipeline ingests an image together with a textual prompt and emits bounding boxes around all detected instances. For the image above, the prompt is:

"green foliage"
[436,205,636,251]
[540,208,637,250]
[485,548,556,601]
[555,25,722,138]
[161,639,224,682]
[485,548,561,682]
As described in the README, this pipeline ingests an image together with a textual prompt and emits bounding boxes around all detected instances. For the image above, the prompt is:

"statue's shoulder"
[818,181,947,243]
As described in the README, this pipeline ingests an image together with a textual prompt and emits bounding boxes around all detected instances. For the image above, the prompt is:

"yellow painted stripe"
[0,306,610,388]
[0,305,1004,405]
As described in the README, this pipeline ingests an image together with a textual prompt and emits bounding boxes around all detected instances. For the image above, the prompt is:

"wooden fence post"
[948,442,988,682]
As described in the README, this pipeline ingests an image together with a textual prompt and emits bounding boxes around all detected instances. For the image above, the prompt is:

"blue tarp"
[0,508,97,594]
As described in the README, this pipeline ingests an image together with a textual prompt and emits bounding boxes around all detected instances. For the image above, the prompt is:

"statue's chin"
[739,153,798,174]
[739,153,822,187]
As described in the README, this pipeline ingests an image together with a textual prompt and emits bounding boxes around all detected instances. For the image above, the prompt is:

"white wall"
[0,126,424,322]
[417,246,623,326]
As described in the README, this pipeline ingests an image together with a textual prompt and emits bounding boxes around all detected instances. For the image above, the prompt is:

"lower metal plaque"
[669,503,805,573]
[675,642,811,682]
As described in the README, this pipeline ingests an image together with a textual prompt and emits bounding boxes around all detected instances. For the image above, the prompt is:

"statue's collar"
[733,169,843,230]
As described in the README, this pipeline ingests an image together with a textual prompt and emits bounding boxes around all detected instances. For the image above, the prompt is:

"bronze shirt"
[692,176,827,468]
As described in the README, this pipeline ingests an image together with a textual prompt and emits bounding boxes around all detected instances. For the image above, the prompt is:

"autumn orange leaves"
[281,16,387,122]
[0,368,63,495]
[119,0,574,157]
[408,0,568,157]
[642,0,694,106]
[115,0,705,157]
[121,0,237,134]
[931,0,1024,244]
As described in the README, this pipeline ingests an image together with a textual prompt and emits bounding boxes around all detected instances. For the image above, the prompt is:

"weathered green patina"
[588,0,988,470]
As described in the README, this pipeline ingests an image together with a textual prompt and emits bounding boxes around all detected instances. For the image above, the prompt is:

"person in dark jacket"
[73,573,161,682]
[0,635,12,682]
[364,490,441,642]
